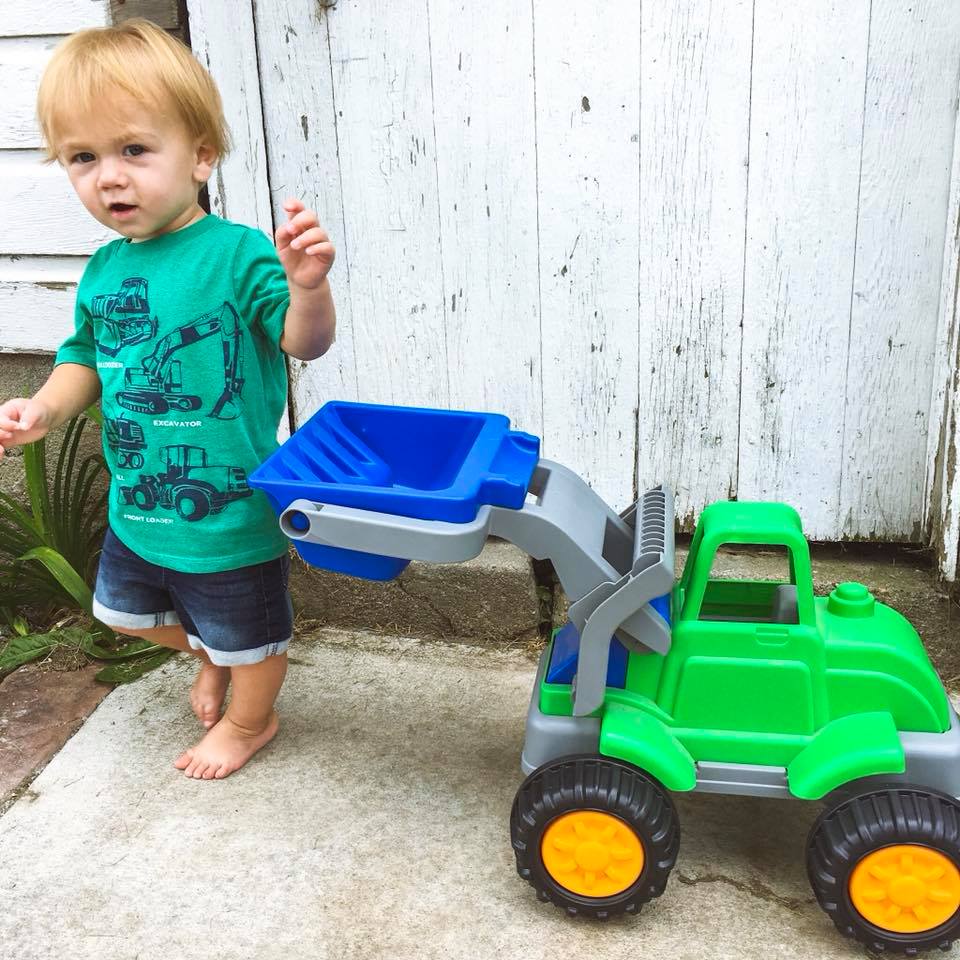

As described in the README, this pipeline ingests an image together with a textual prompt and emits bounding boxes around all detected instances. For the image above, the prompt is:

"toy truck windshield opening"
[697,542,800,624]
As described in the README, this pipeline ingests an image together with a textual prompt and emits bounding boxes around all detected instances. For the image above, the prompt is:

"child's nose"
[97,158,128,189]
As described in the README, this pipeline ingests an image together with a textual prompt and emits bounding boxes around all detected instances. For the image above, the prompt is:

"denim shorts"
[92,527,293,666]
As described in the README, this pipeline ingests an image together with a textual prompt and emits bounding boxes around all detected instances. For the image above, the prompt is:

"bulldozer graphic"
[118,444,252,522]
[92,277,158,357]
[116,302,244,419]
[103,415,146,469]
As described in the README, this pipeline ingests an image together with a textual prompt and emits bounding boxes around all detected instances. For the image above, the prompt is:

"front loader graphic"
[118,444,252,522]
[116,302,244,419]
[92,277,158,357]
[104,415,146,469]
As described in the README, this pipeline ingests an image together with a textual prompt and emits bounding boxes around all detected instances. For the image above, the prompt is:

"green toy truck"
[513,494,960,954]
[253,402,960,956]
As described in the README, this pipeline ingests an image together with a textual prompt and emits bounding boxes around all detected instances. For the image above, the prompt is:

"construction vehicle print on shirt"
[116,302,244,419]
[118,444,252,522]
[92,277,158,357]
[103,415,146,469]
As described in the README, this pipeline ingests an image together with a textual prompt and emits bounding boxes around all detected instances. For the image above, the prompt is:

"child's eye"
[70,152,95,164]
[123,144,146,157]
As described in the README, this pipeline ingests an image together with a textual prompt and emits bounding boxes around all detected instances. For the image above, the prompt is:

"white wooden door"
[192,0,960,553]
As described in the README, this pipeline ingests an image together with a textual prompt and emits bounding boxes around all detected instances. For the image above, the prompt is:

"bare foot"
[174,711,279,780]
[190,662,230,729]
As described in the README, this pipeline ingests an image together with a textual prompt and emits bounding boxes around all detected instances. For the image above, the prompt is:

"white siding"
[0,0,110,354]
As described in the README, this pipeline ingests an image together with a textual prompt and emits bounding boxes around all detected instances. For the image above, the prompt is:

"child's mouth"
[108,203,137,218]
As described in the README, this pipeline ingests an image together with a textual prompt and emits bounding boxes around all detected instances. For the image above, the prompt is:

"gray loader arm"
[278,459,675,717]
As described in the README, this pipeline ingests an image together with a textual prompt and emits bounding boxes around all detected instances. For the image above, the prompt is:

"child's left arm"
[275,198,337,361]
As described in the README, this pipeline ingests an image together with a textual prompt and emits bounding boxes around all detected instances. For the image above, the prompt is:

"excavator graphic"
[103,415,146,469]
[118,444,252,522]
[92,277,157,357]
[116,302,244,419]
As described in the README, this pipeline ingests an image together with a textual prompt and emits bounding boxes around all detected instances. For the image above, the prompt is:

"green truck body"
[538,500,948,800]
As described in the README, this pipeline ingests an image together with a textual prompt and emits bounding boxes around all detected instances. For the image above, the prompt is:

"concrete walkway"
[0,628,882,960]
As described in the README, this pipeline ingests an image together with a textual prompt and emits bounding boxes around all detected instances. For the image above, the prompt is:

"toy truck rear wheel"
[510,756,679,918]
[807,787,960,954]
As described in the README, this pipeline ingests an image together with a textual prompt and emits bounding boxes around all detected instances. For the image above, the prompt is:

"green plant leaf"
[23,439,52,539]
[0,633,57,676]
[80,634,159,660]
[18,546,93,613]
[84,404,103,427]
[95,648,174,684]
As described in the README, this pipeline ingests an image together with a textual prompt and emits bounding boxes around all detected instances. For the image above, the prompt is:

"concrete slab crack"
[676,870,816,913]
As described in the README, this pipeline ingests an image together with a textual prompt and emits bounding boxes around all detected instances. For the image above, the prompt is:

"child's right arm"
[0,363,100,461]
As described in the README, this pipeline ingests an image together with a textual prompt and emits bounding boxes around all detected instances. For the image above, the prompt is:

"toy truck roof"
[694,500,805,546]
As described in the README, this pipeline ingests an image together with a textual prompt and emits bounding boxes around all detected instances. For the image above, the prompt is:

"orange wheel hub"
[849,844,960,934]
[540,810,644,898]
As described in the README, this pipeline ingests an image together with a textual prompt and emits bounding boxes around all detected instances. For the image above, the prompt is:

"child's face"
[57,97,216,241]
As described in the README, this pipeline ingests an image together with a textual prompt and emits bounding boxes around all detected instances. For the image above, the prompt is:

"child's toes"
[174,748,194,770]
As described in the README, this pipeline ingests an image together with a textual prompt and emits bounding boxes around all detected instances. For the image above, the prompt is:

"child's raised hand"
[0,398,52,461]
[275,198,336,291]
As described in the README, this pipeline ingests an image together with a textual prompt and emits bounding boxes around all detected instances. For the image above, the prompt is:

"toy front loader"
[251,400,960,956]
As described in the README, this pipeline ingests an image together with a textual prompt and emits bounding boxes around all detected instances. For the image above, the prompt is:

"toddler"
[0,19,336,779]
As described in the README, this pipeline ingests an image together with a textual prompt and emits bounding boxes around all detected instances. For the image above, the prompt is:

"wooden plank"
[0,37,58,150]
[0,256,87,353]
[533,0,641,509]
[0,152,114,255]
[637,0,753,527]
[926,76,960,580]
[252,0,359,422]
[841,0,960,542]
[427,0,542,437]
[738,1,870,539]
[0,1,108,36]
[185,0,272,233]
[322,0,448,407]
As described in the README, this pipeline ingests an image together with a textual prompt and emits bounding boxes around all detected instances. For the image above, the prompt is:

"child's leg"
[174,652,287,779]
[111,623,231,730]
[93,529,231,729]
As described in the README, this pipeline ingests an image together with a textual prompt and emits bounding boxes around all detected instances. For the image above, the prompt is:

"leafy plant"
[0,409,173,682]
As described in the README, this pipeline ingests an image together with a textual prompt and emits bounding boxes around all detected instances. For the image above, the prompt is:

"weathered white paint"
[428,1,542,437]
[185,0,271,234]
[926,71,960,581]
[0,37,58,148]
[738,1,870,539]
[251,0,359,422]
[322,0,448,408]
[841,0,960,542]
[0,0,109,357]
[637,0,753,528]
[0,256,86,353]
[0,1,108,36]
[0,152,114,255]
[533,1,641,508]
[5,1,960,566]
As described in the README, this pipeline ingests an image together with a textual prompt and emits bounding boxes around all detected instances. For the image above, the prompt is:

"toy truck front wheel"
[807,786,960,953]
[510,755,679,918]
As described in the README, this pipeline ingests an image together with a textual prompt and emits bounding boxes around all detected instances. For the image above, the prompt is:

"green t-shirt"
[55,214,291,573]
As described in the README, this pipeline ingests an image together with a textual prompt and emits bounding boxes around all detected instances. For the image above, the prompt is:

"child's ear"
[193,142,218,186]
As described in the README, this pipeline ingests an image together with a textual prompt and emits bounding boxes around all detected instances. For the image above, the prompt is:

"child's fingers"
[305,241,335,259]
[290,226,329,250]
[285,210,319,240]
[282,197,306,220]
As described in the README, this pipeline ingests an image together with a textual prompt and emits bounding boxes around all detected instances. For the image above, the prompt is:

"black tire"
[131,484,156,511]
[511,755,679,918]
[175,488,210,522]
[807,786,960,954]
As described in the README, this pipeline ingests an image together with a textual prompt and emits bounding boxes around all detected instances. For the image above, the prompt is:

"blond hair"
[37,18,230,162]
